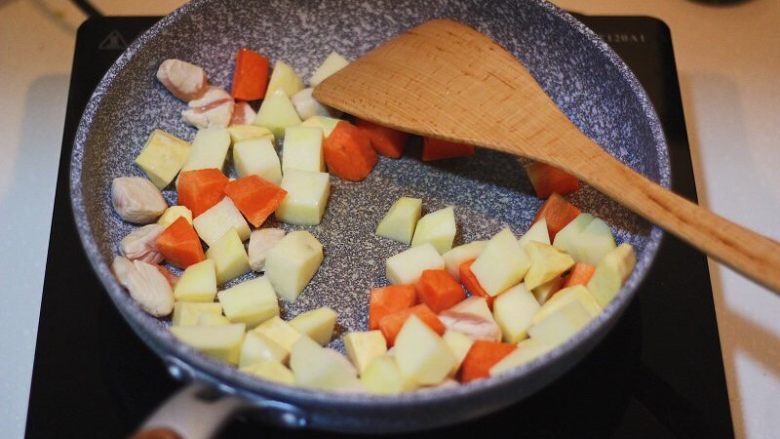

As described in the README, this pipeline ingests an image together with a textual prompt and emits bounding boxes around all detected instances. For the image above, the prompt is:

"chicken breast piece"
[156,59,209,102]
[120,224,164,264]
[230,101,257,126]
[111,177,167,224]
[182,86,234,129]
[248,228,286,271]
[438,310,502,342]
[112,256,174,317]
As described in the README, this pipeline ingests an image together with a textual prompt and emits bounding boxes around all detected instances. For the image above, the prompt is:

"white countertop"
[1,0,777,437]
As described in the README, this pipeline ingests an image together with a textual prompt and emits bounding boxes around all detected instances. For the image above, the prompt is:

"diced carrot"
[355,119,409,158]
[156,217,205,269]
[231,48,269,101]
[368,285,418,330]
[421,137,475,161]
[177,169,229,218]
[323,121,378,181]
[415,269,466,313]
[459,340,516,383]
[224,175,287,227]
[526,162,580,199]
[156,265,179,287]
[532,193,581,240]
[379,304,445,346]
[459,259,494,309]
[562,262,596,287]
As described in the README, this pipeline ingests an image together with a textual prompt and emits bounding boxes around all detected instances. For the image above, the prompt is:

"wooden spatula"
[313,19,780,294]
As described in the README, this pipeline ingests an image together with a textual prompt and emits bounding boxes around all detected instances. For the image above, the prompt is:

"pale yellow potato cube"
[532,285,601,325]
[289,306,338,345]
[217,276,280,328]
[233,138,282,184]
[309,51,349,86]
[174,259,217,302]
[361,355,417,395]
[228,124,274,144]
[375,197,422,245]
[517,219,550,248]
[158,205,193,227]
[493,283,540,343]
[134,129,190,189]
[193,197,251,246]
[171,302,223,327]
[241,359,296,385]
[446,296,494,321]
[282,126,324,173]
[180,127,231,173]
[490,338,552,376]
[471,228,530,296]
[301,116,341,138]
[524,242,575,290]
[343,331,388,375]
[291,88,337,120]
[531,277,564,305]
[394,315,457,386]
[275,170,331,225]
[169,323,245,365]
[553,214,616,266]
[587,243,636,307]
[411,206,457,254]
[442,240,487,280]
[265,231,324,302]
[206,229,251,285]
[386,243,445,285]
[266,60,304,97]
[442,330,473,375]
[196,314,231,326]
[289,336,361,391]
[254,89,302,138]
[253,316,302,353]
[528,299,593,347]
[239,331,288,368]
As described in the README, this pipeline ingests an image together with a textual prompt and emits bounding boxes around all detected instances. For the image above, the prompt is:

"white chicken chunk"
[112,256,174,317]
[120,224,164,264]
[438,310,501,342]
[156,59,209,101]
[230,101,257,126]
[111,177,167,224]
[248,228,286,272]
[182,86,234,129]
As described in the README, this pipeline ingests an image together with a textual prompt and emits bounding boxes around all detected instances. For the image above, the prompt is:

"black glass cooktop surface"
[25,15,734,439]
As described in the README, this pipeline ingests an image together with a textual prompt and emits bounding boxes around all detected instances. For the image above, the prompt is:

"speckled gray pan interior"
[70,0,670,433]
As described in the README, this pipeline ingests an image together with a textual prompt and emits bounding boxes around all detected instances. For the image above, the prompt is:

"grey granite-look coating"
[70,0,670,433]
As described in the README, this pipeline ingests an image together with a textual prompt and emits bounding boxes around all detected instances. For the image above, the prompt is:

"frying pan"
[69,0,670,436]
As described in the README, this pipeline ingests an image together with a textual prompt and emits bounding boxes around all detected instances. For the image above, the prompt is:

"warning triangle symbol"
[98,30,128,51]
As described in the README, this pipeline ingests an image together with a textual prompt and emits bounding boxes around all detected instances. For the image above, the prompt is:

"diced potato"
[174,259,217,302]
[266,60,305,97]
[196,313,231,326]
[343,330,388,375]
[586,243,636,307]
[532,285,601,325]
[206,228,251,285]
[386,243,445,285]
[233,138,282,184]
[291,88,337,120]
[531,277,563,305]
[180,127,231,174]
[171,302,223,327]
[553,214,616,266]
[471,228,531,296]
[289,306,338,345]
[527,299,593,347]
[524,242,575,290]
[442,330,473,375]
[239,331,288,368]
[253,316,302,353]
[309,51,349,86]
[134,129,191,189]
[301,116,341,138]
[282,126,324,173]
[394,315,457,386]
[289,336,361,391]
[361,355,417,395]
[217,276,280,328]
[446,296,493,321]
[241,359,295,385]
[158,205,193,227]
[228,124,274,144]
[254,89,302,138]
[411,206,456,254]
[517,219,550,248]
[489,338,552,376]
[492,283,540,343]
[442,240,487,280]
[169,323,245,365]
[193,197,251,246]
[275,170,331,225]
[375,196,422,245]
[265,231,324,302]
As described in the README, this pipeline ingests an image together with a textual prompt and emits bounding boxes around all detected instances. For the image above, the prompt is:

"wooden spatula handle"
[573,147,780,293]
